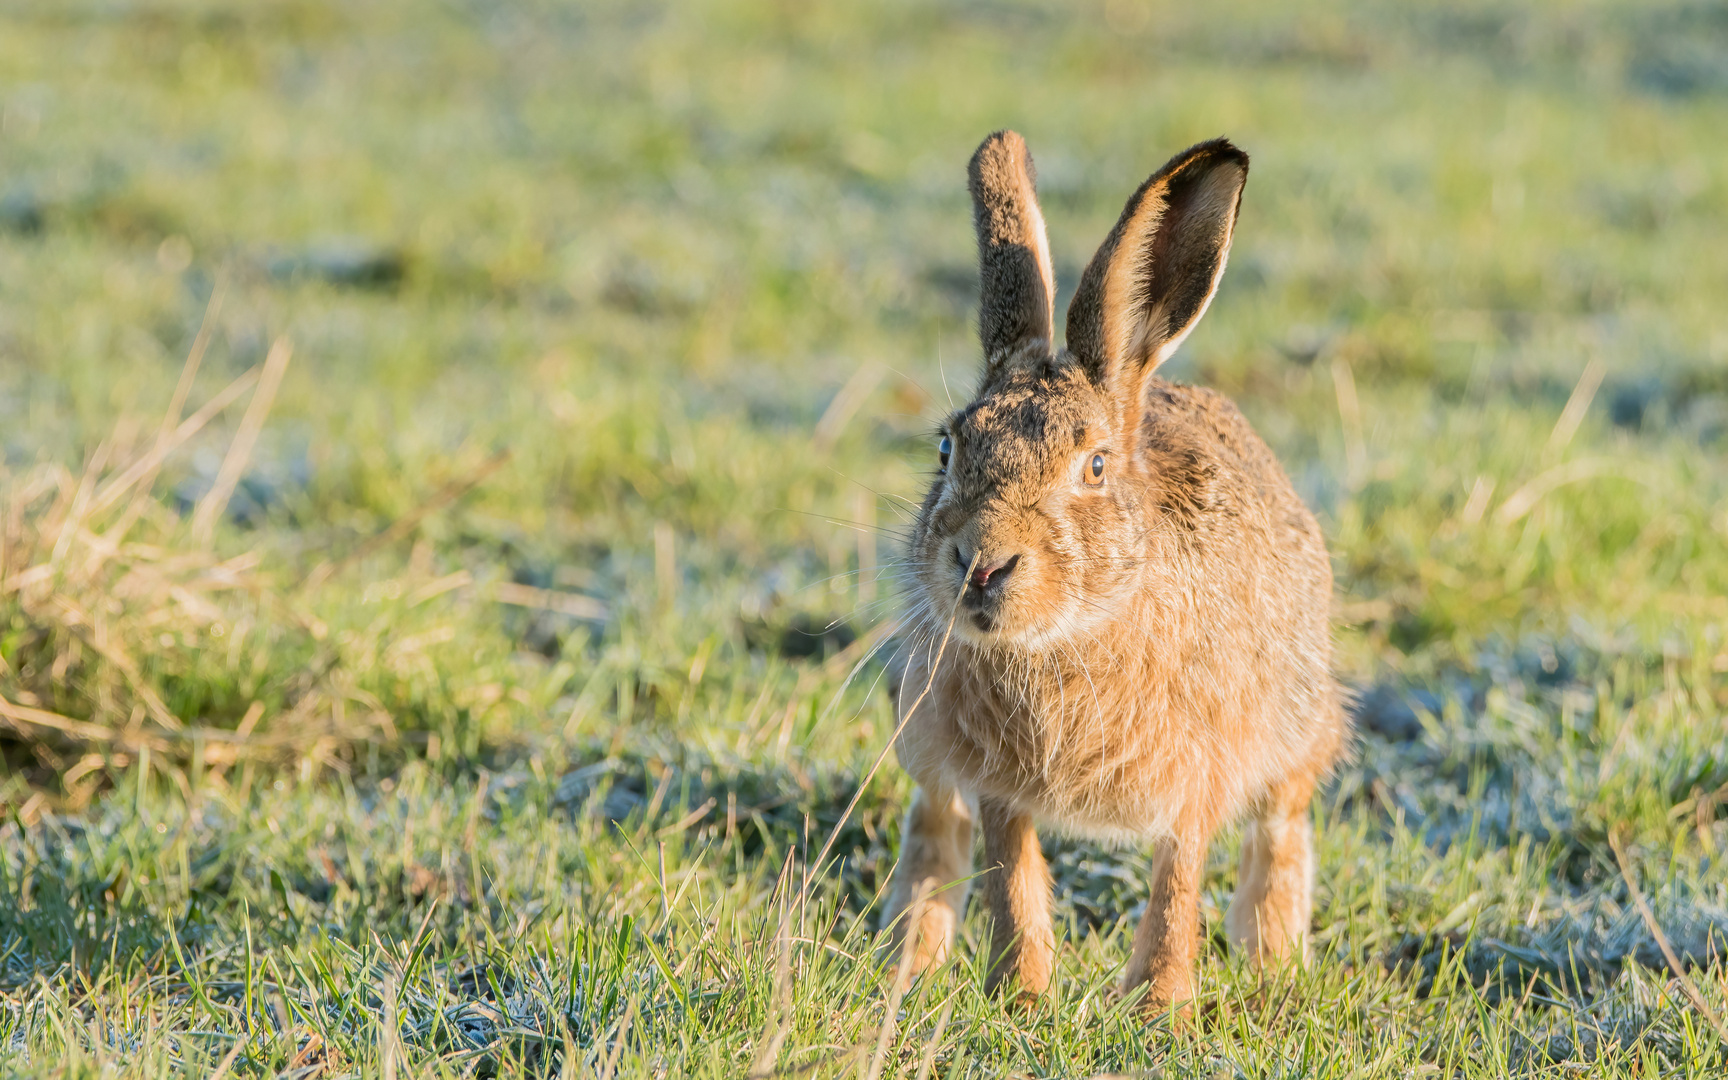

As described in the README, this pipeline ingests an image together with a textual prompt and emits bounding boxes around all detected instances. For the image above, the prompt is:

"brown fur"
[883,132,1347,1011]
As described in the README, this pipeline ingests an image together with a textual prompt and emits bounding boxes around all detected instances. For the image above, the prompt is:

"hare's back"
[1139,378,1343,773]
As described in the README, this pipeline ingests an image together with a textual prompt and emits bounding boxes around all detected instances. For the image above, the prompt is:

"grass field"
[2,0,1727,1075]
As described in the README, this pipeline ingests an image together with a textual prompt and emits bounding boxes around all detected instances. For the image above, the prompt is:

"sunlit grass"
[1,0,1726,1075]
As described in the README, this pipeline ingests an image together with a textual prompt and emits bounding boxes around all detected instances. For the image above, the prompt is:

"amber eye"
[938,436,952,473]
[1085,453,1106,486]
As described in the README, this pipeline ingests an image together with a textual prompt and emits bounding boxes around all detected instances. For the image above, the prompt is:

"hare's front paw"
[983,929,1056,1003]
[1117,971,1196,1022]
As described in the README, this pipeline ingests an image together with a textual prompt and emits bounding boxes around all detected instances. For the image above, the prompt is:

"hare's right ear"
[969,131,1056,375]
[1065,138,1248,415]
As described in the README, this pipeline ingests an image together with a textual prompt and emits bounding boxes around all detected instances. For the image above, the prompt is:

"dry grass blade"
[1495,457,1634,525]
[814,362,885,452]
[863,882,925,1080]
[192,336,293,546]
[85,626,183,731]
[161,277,227,443]
[750,862,799,1079]
[911,995,955,1080]
[205,1040,245,1080]
[0,694,124,744]
[0,690,326,766]
[381,974,401,1080]
[106,276,228,544]
[656,796,718,838]
[2,406,411,793]
[304,448,511,590]
[1546,356,1606,458]
[597,996,637,1080]
[488,581,607,621]
[803,552,977,901]
[85,365,261,520]
[48,438,113,571]
[1609,826,1728,1044]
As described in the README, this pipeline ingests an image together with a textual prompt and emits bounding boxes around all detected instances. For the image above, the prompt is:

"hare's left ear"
[1065,138,1247,407]
[969,130,1057,376]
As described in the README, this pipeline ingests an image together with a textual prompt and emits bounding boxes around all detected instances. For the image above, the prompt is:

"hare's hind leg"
[1225,772,1316,966]
[886,784,974,974]
[979,799,1055,999]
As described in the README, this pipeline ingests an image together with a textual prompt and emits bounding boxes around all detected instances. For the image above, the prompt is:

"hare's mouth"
[959,597,1010,641]
[953,604,1057,650]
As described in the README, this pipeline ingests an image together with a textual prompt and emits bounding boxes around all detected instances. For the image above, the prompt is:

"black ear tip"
[1193,136,1250,173]
[1135,137,1249,202]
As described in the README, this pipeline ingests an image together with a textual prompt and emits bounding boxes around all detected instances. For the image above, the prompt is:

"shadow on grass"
[0,820,165,983]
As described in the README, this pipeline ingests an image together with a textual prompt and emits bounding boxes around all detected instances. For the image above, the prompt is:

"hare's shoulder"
[1140,377,1274,474]
[1138,378,1312,531]
[1140,379,1271,469]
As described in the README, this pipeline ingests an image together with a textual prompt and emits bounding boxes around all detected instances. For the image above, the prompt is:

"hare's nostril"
[969,553,1021,590]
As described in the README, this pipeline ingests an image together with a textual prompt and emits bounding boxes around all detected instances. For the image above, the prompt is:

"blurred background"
[4,0,1724,752]
[1,1,1727,1072]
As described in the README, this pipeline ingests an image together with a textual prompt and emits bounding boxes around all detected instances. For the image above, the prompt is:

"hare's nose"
[972,554,1020,588]
[957,546,1020,590]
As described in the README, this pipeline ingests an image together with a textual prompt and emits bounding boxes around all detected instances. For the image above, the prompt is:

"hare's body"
[884,132,1346,1009]
[896,380,1339,840]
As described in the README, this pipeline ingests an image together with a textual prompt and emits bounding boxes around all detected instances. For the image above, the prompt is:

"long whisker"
[774,506,913,540]
[806,619,903,732]
[801,551,979,903]
[794,564,917,594]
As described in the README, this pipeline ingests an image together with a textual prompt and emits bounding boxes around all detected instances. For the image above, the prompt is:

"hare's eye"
[938,436,952,473]
[1085,453,1106,486]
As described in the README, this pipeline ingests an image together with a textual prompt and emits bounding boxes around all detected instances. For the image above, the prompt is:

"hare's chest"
[907,673,1200,839]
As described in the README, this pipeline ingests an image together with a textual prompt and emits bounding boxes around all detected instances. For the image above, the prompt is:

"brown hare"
[883,131,1346,1012]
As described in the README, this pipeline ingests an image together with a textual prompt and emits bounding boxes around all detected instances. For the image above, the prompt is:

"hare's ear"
[1065,138,1247,403]
[969,130,1056,374]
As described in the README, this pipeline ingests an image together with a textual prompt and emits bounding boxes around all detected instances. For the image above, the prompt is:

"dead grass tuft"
[0,346,397,814]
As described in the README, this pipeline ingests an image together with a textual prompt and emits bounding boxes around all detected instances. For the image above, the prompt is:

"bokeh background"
[2,1,1726,1075]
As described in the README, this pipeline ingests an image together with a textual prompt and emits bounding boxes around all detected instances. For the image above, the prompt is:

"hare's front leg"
[1121,835,1205,1011]
[1225,772,1316,965]
[886,784,974,974]
[980,799,1055,999]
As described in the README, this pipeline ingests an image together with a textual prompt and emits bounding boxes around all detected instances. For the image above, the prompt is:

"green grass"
[2,0,1727,1075]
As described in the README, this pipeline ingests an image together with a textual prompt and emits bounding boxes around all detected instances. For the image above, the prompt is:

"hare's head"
[907,131,1248,648]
